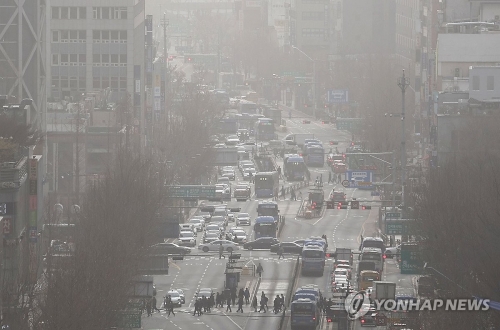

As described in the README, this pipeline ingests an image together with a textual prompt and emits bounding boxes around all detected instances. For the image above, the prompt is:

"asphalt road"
[140,107,416,330]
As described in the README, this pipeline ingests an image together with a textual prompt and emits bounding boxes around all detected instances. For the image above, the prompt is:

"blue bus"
[301,245,325,276]
[238,100,258,114]
[304,145,324,167]
[257,201,279,221]
[254,118,276,141]
[284,154,306,181]
[254,171,279,198]
[254,216,277,239]
[290,298,320,330]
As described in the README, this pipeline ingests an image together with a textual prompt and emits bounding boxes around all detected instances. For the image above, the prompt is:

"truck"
[372,281,396,300]
[284,133,315,148]
[334,248,353,265]
[325,292,346,322]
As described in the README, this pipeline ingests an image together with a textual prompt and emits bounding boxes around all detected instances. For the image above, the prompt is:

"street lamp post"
[291,46,316,118]
[397,70,410,217]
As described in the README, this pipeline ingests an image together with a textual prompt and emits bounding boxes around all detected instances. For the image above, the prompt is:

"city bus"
[304,145,325,167]
[360,247,384,273]
[254,171,279,198]
[238,100,258,114]
[256,201,279,221]
[301,245,325,276]
[253,216,278,239]
[290,298,320,330]
[358,270,380,290]
[254,118,276,141]
[284,154,306,181]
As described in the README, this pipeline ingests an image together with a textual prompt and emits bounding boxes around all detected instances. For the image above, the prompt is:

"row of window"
[93,7,128,20]
[51,7,128,20]
[51,30,128,43]
[396,33,415,49]
[471,76,495,91]
[302,28,326,38]
[52,54,128,65]
[52,7,86,20]
[51,76,128,90]
[302,12,323,20]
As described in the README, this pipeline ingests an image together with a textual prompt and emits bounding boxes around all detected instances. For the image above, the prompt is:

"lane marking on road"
[220,312,245,330]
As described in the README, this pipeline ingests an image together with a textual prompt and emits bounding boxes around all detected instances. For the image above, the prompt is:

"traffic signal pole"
[397,70,410,217]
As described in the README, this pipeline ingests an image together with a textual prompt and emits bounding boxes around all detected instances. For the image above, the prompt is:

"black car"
[243,237,279,250]
[270,242,303,254]
[150,243,191,255]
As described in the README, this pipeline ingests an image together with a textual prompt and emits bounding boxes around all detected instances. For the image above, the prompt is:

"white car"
[179,223,196,234]
[226,229,248,244]
[203,231,220,243]
[384,245,401,258]
[236,213,251,226]
[225,135,240,146]
[242,168,256,180]
[205,224,223,234]
[178,231,196,247]
[198,240,240,253]
[166,290,183,306]
[188,218,205,232]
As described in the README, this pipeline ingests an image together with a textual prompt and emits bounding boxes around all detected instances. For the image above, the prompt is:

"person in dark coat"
[252,295,258,312]
[231,288,237,306]
[152,296,161,313]
[226,296,232,312]
[244,288,250,304]
[237,295,244,313]
[146,299,152,317]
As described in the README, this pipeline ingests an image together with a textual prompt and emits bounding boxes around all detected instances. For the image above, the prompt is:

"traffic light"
[362,205,372,210]
[172,256,184,261]
[351,201,359,209]
[311,202,317,209]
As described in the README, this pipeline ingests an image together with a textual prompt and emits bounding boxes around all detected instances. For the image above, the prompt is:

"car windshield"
[169,292,180,298]
[233,230,246,236]
[238,213,250,218]
[211,216,224,222]
[190,219,201,224]
[206,225,219,230]
[180,232,194,238]
[206,232,218,237]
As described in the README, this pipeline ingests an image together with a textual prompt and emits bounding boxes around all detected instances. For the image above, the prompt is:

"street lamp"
[397,70,410,217]
[291,45,316,118]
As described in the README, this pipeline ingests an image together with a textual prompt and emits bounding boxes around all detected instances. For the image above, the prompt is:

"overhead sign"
[385,219,414,235]
[212,148,238,166]
[346,170,373,189]
[400,243,422,274]
[328,89,349,104]
[385,212,402,219]
[167,185,216,198]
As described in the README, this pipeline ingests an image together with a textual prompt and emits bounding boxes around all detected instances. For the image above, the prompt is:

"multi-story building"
[47,0,145,145]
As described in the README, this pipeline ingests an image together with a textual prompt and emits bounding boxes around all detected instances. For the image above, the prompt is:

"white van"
[217,177,231,186]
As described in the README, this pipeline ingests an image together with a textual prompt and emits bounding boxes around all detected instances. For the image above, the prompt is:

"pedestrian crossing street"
[178,255,296,265]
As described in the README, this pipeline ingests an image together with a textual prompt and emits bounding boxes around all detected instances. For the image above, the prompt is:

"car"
[150,243,191,255]
[242,168,256,181]
[179,223,196,234]
[178,231,196,247]
[384,245,401,258]
[166,290,183,306]
[243,237,280,250]
[225,135,240,146]
[359,306,377,327]
[293,239,306,246]
[176,288,186,304]
[197,211,212,222]
[226,229,248,244]
[214,143,227,148]
[227,213,235,222]
[205,224,223,234]
[198,240,240,253]
[210,216,227,228]
[270,242,303,254]
[237,142,257,152]
[222,170,235,181]
[236,213,251,226]
[234,185,251,201]
[203,231,220,243]
[196,288,214,299]
[239,162,255,174]
[188,218,204,232]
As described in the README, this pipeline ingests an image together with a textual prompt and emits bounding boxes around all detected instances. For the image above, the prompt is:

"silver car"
[198,240,240,253]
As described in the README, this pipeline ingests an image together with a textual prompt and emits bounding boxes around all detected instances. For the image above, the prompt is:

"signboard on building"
[346,170,373,189]
[328,89,349,104]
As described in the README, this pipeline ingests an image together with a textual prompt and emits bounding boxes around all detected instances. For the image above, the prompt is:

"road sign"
[341,180,350,188]
[400,243,422,274]
[385,212,402,219]
[116,311,141,328]
[385,220,413,235]
[166,185,216,198]
[351,200,359,209]
[346,170,373,189]
[328,89,349,104]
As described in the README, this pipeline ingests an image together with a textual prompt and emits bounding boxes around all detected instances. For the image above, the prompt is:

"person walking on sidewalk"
[219,242,225,259]
[298,191,303,200]
[244,288,250,305]
[152,296,161,313]
[259,293,267,313]
[277,166,282,178]
[277,245,285,259]
[252,295,258,312]
[226,296,232,312]
[167,299,175,317]
[237,295,244,313]
[256,263,263,278]
[290,188,296,201]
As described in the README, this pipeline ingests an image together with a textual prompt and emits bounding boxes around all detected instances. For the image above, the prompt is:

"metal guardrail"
[278,255,301,330]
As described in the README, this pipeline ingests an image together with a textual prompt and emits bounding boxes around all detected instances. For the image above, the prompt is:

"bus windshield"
[291,303,314,314]
[303,250,324,258]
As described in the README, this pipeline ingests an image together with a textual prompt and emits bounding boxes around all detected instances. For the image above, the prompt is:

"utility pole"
[312,59,317,119]
[161,14,169,131]
[397,70,410,217]
[75,101,81,207]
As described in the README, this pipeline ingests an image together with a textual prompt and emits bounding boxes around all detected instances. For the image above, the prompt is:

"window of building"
[102,77,110,89]
[102,30,109,42]
[472,76,480,91]
[79,7,87,19]
[70,7,78,19]
[93,30,100,41]
[61,54,69,64]
[120,77,127,89]
[111,76,119,88]
[52,54,59,65]
[52,77,60,88]
[93,7,99,19]
[119,31,127,42]
[70,77,78,89]
[111,31,119,42]
[302,28,325,38]
[52,31,59,42]
[302,12,323,20]
[70,54,78,63]
[70,30,78,41]
[102,54,109,63]
[61,7,69,19]
[61,78,69,88]
[79,54,86,64]
[487,76,494,91]
[93,78,100,89]
[52,7,60,19]
[111,54,119,64]
[79,30,86,42]
[120,54,127,63]
[61,30,69,42]
[93,54,100,63]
